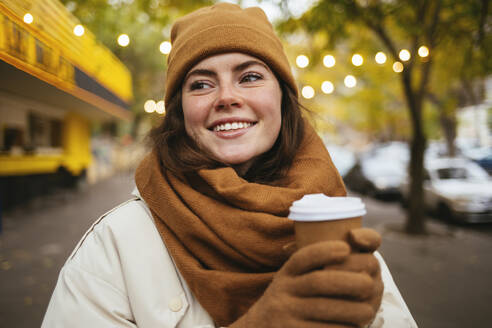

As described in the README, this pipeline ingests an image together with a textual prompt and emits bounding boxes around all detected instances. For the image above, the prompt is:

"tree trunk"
[406,130,427,234]
[401,72,427,234]
[427,93,458,157]
[438,110,457,157]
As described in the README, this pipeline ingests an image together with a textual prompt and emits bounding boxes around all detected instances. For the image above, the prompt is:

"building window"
[50,119,62,148]
[2,126,24,152]
[27,112,62,149]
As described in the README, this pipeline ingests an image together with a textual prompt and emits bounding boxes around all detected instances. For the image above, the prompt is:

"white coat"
[42,192,418,327]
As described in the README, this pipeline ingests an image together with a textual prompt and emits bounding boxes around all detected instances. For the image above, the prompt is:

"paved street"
[359,194,492,328]
[1,171,491,327]
[0,172,136,328]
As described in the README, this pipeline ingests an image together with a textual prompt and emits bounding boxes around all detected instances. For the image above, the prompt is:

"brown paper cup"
[288,194,366,249]
[294,216,361,249]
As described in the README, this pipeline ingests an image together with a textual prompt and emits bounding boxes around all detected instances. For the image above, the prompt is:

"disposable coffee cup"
[288,194,366,249]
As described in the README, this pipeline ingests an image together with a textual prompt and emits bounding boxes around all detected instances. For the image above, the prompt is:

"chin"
[216,153,256,166]
[221,157,253,166]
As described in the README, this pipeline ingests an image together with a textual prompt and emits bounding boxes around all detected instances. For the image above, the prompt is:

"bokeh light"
[375,52,387,64]
[23,13,33,24]
[301,85,315,99]
[321,81,334,94]
[323,55,336,68]
[144,100,156,113]
[117,34,130,47]
[393,61,404,73]
[159,41,172,55]
[156,101,165,114]
[73,24,85,36]
[399,49,411,61]
[296,55,309,68]
[418,46,429,57]
[344,75,357,88]
[351,54,363,66]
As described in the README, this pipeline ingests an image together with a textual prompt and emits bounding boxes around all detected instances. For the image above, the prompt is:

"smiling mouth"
[211,121,256,132]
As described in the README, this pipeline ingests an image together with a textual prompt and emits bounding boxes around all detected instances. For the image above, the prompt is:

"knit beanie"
[164,2,298,106]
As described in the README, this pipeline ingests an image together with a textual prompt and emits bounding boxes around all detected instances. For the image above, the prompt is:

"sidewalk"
[0,172,136,328]
[362,195,492,328]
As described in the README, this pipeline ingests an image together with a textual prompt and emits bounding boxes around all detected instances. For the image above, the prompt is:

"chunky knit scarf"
[135,123,346,326]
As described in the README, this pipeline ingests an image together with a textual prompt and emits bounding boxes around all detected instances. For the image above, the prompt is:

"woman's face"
[181,52,282,170]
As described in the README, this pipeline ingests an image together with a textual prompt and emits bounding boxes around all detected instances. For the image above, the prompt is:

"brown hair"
[149,82,305,184]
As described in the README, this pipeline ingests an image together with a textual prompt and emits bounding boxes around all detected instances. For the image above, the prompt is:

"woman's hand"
[230,228,383,328]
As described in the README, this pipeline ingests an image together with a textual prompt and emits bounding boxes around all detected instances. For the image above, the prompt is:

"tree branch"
[363,17,399,60]
[478,0,489,46]
[417,0,442,103]
[425,91,444,107]
[408,0,429,72]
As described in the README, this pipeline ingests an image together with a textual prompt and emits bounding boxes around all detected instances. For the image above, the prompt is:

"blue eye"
[241,73,262,83]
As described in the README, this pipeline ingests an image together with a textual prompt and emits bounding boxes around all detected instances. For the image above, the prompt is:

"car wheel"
[437,203,453,222]
[400,196,408,208]
[366,185,377,198]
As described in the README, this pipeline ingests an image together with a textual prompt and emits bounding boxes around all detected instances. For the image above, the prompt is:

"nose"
[214,84,243,110]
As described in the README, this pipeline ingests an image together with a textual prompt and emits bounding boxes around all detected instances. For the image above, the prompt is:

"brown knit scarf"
[135,122,346,326]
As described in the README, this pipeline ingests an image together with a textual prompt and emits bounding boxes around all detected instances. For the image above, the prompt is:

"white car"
[325,144,356,178]
[344,142,408,197]
[401,157,492,223]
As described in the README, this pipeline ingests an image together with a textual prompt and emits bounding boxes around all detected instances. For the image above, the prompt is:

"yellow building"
[0,0,133,209]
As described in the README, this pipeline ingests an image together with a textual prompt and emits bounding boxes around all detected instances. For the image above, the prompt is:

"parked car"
[400,157,492,223]
[325,144,356,178]
[344,142,408,198]
[462,147,492,175]
[473,153,492,175]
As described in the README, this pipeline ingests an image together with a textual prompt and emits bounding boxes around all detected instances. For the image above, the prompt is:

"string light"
[351,54,363,66]
[73,24,85,36]
[393,61,404,73]
[301,86,315,99]
[117,34,130,47]
[321,81,334,94]
[159,41,172,55]
[292,50,413,89]
[375,52,387,64]
[323,55,336,68]
[296,55,309,68]
[418,46,429,57]
[344,75,357,88]
[144,100,156,113]
[399,49,411,61]
[23,13,33,24]
[156,101,165,114]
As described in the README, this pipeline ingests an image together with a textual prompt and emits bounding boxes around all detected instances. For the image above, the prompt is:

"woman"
[42,3,417,327]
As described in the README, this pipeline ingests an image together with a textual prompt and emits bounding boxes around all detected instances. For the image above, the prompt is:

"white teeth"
[213,122,252,132]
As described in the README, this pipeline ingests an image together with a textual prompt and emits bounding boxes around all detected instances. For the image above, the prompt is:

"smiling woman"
[43,3,417,328]
[151,54,304,182]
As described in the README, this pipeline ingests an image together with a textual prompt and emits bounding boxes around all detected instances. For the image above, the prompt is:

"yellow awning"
[0,0,133,120]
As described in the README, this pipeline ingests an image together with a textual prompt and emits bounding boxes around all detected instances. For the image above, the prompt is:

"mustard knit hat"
[164,2,298,106]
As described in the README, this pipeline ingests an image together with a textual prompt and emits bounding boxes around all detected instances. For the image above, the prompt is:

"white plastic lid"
[288,193,366,221]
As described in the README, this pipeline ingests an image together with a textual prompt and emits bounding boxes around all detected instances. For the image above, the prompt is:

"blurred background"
[0,0,490,327]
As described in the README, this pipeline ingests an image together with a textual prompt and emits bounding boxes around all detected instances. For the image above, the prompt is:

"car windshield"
[436,167,468,179]
[362,159,406,177]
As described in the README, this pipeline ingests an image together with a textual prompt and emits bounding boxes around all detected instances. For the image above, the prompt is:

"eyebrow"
[184,60,269,82]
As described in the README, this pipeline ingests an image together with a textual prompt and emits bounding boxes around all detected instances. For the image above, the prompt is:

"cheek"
[258,92,282,127]
[182,98,206,136]
[181,107,194,138]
